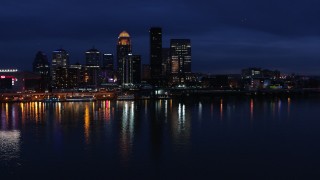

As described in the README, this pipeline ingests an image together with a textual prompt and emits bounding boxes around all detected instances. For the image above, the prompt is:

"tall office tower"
[102,53,114,71]
[101,53,114,83]
[33,51,50,76]
[141,64,151,82]
[170,39,191,84]
[122,54,141,85]
[85,48,101,66]
[130,54,141,84]
[82,65,101,89]
[117,31,132,84]
[51,49,69,88]
[32,51,51,91]
[54,65,83,90]
[149,27,162,82]
[162,48,171,77]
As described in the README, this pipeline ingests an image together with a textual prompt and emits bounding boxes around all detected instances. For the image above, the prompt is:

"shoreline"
[1,88,320,103]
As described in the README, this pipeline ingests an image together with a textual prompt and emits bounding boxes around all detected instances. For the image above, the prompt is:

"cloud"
[1,0,320,74]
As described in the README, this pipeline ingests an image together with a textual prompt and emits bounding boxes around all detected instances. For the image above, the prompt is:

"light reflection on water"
[0,97,318,179]
[0,130,20,166]
[118,101,135,162]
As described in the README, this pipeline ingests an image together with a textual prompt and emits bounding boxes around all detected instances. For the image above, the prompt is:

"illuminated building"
[0,69,19,91]
[32,51,50,91]
[102,53,114,71]
[101,54,115,83]
[33,51,50,76]
[83,65,101,89]
[51,49,69,88]
[122,54,141,85]
[117,31,132,84]
[162,48,171,77]
[150,27,162,83]
[170,39,192,85]
[54,64,84,90]
[241,68,281,90]
[85,48,101,66]
[0,69,41,92]
[54,67,69,89]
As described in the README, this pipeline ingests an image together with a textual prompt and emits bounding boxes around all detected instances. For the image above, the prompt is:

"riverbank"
[1,88,320,102]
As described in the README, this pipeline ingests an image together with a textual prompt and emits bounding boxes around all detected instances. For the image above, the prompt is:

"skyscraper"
[102,53,114,71]
[122,54,141,85]
[117,31,132,84]
[33,51,50,76]
[162,48,171,77]
[170,39,191,84]
[149,27,162,82]
[130,54,141,84]
[85,48,101,66]
[32,51,50,91]
[142,64,151,82]
[51,49,69,88]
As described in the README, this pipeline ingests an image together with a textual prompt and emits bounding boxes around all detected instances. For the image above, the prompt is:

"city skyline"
[1,0,320,75]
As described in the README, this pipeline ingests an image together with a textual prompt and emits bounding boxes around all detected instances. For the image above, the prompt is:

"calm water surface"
[1,97,320,179]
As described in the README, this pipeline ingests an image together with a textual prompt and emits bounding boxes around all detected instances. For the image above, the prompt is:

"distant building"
[170,39,192,85]
[102,53,114,71]
[122,54,141,85]
[33,51,50,77]
[51,49,69,89]
[162,48,171,77]
[241,68,263,79]
[150,27,162,83]
[32,51,50,91]
[85,48,101,66]
[83,65,101,89]
[54,67,69,89]
[241,68,281,90]
[101,53,115,83]
[117,31,132,84]
[0,69,41,92]
[142,64,151,82]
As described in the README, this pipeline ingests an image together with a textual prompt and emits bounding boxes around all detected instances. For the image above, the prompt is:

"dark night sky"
[1,0,320,75]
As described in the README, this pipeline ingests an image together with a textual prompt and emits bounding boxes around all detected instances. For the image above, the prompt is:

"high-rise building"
[170,39,191,84]
[142,64,151,82]
[149,27,162,81]
[162,48,171,77]
[85,48,101,66]
[130,54,141,84]
[69,63,85,88]
[32,51,50,91]
[33,51,50,76]
[117,31,132,84]
[122,54,141,85]
[102,53,114,71]
[51,49,69,88]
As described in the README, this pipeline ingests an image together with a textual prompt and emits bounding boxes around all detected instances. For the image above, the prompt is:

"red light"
[0,76,5,79]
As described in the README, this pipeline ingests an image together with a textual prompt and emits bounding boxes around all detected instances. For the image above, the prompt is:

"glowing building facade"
[117,31,132,84]
[170,39,192,84]
[85,48,101,66]
[51,49,69,88]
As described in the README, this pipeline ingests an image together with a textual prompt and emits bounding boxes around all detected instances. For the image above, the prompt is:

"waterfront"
[1,97,320,179]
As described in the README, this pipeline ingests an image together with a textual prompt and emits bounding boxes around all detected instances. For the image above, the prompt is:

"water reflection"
[287,97,291,117]
[220,99,223,120]
[117,101,136,163]
[0,130,20,166]
[250,98,254,121]
[170,102,191,150]
[84,104,90,144]
[0,98,298,174]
